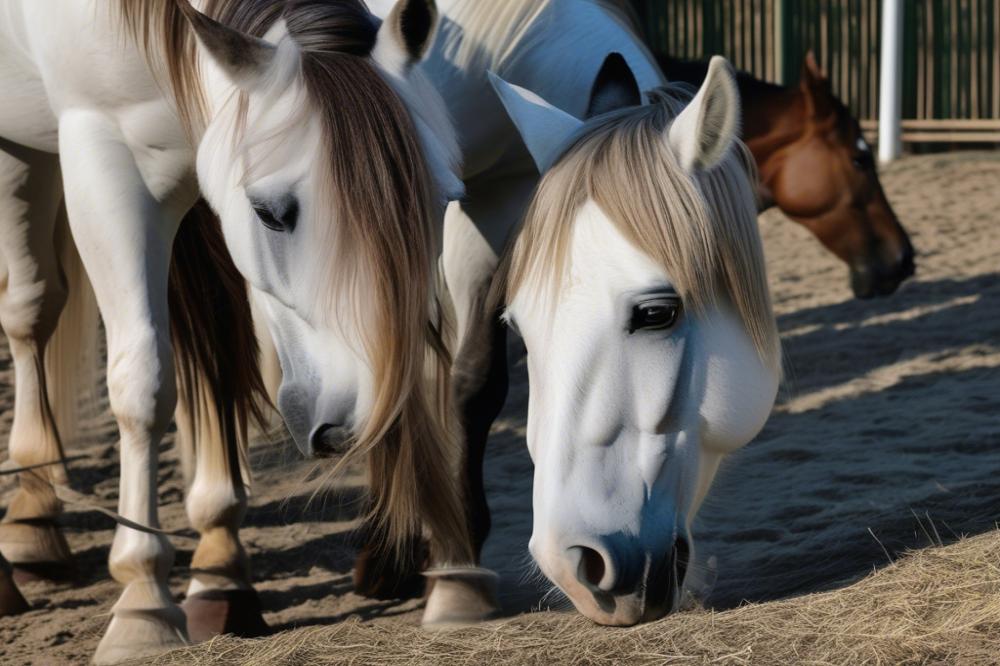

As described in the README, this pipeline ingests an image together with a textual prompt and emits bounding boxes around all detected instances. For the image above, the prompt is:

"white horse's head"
[169,0,467,554]
[492,55,781,625]
[183,0,462,457]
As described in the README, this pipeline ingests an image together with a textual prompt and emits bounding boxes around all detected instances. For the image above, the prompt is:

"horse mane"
[503,86,781,371]
[118,0,471,563]
[445,0,640,73]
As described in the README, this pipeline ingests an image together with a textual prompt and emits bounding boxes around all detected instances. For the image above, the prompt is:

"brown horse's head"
[765,53,914,298]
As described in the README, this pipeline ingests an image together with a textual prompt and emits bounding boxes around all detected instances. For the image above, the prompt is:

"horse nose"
[573,545,612,591]
[851,244,916,298]
[570,544,620,593]
[309,423,352,458]
[570,537,689,607]
[570,540,651,594]
[875,233,916,295]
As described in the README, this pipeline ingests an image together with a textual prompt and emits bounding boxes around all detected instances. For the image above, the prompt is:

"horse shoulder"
[5,4,195,205]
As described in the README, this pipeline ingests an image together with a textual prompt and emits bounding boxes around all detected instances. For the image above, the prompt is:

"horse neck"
[503,1,665,113]
[739,82,807,167]
[425,0,665,175]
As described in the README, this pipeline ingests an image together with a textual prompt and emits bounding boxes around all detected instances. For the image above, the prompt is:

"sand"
[0,150,998,664]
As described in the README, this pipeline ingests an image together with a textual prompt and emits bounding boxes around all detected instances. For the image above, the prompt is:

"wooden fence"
[631,0,1000,143]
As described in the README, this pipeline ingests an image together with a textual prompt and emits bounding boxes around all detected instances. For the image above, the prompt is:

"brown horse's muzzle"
[850,231,916,299]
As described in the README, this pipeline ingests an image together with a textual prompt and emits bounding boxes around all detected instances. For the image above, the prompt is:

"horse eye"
[251,195,298,233]
[852,152,873,170]
[254,206,285,232]
[629,298,682,334]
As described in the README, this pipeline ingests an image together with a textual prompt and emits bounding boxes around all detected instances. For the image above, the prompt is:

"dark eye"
[852,152,873,170]
[254,206,284,231]
[251,195,298,233]
[629,297,682,334]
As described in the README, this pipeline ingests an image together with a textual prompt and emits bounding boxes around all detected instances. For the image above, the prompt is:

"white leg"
[0,140,73,581]
[422,172,535,626]
[59,109,196,664]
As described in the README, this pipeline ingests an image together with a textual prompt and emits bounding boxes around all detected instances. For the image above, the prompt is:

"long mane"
[117,0,471,563]
[502,86,781,371]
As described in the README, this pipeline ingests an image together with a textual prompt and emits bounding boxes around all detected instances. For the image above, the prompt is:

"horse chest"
[1,2,195,206]
[0,5,58,151]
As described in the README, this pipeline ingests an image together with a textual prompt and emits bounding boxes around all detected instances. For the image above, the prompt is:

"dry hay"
[146,530,1000,665]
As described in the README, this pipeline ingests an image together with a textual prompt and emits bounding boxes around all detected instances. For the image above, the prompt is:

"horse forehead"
[242,90,320,170]
[568,200,669,292]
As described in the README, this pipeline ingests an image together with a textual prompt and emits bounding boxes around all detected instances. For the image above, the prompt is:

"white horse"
[490,56,781,624]
[0,0,480,661]
[333,0,780,625]
[340,0,670,586]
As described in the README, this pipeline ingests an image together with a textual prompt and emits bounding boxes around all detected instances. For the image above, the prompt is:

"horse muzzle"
[548,536,689,626]
[851,241,916,299]
[307,423,353,458]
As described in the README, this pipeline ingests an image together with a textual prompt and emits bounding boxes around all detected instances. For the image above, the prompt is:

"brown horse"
[661,52,915,299]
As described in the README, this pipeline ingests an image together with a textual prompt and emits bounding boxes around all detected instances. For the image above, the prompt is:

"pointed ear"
[800,51,833,118]
[178,0,276,90]
[373,0,438,74]
[667,56,740,172]
[802,51,827,84]
[488,72,584,173]
[586,53,642,118]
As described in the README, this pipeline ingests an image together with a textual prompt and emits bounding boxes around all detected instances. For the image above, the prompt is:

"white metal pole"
[878,0,904,164]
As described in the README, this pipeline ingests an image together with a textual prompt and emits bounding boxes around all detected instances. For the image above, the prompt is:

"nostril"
[576,546,607,590]
[309,424,352,458]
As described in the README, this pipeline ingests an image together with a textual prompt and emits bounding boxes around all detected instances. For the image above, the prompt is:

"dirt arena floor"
[0,150,998,664]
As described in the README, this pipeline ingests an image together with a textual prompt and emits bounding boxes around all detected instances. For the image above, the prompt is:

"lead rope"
[0,459,198,541]
[1,460,500,579]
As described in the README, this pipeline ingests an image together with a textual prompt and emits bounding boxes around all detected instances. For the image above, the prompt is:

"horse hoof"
[93,611,188,665]
[182,589,269,643]
[353,537,427,600]
[0,568,29,616]
[422,567,500,627]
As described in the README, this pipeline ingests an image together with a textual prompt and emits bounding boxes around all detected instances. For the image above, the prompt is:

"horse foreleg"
[420,175,533,625]
[177,399,268,641]
[0,141,74,583]
[59,109,194,664]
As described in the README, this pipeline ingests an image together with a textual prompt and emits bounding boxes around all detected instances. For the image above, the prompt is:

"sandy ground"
[0,150,998,664]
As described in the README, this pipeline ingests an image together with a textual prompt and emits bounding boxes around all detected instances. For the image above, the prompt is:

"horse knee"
[0,260,67,346]
[106,323,176,439]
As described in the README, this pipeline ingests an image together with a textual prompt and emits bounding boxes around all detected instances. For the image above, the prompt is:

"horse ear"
[802,51,828,83]
[667,56,740,172]
[178,0,276,91]
[374,0,438,73]
[489,72,584,173]
[586,53,642,118]
[800,51,833,117]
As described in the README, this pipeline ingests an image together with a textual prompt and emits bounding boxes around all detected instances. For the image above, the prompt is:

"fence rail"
[632,0,1000,142]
